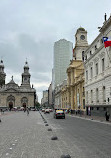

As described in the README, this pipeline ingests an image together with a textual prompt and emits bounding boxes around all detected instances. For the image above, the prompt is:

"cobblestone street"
[0,111,65,158]
[0,111,111,158]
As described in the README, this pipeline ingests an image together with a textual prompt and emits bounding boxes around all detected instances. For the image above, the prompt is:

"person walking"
[75,109,77,115]
[26,107,29,116]
[105,111,110,121]
[1,109,3,114]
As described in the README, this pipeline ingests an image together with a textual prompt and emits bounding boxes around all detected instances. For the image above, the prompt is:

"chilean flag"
[103,37,111,48]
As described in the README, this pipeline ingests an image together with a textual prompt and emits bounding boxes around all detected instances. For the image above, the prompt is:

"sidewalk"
[67,113,111,125]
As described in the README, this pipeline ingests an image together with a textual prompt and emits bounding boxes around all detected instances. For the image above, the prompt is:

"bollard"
[51,136,58,140]
[61,154,71,158]
[48,128,52,131]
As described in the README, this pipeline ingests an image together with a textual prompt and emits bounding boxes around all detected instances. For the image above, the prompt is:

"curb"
[67,114,111,125]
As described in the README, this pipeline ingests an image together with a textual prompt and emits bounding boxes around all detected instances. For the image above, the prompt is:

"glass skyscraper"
[53,39,73,89]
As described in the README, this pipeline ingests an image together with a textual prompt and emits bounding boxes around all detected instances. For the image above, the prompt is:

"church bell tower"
[21,61,31,88]
[0,60,6,87]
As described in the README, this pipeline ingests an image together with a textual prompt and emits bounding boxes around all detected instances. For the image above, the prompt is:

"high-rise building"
[41,90,48,107]
[53,39,73,88]
[48,82,53,107]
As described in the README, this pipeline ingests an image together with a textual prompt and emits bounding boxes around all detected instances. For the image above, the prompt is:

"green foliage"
[35,101,40,109]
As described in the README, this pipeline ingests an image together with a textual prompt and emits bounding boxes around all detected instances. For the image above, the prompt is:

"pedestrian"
[80,109,82,117]
[26,107,29,116]
[105,111,110,121]
[1,109,3,114]
[75,109,77,115]
[24,107,26,112]
[1,109,4,114]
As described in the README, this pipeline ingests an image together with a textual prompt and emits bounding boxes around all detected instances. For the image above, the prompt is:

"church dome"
[24,61,29,68]
[77,27,85,31]
[0,60,4,67]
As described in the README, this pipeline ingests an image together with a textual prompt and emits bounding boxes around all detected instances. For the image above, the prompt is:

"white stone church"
[0,60,36,110]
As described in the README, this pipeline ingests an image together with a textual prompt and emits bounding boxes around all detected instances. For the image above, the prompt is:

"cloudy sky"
[0,0,111,102]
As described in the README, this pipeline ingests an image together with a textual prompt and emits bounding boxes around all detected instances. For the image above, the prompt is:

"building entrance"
[23,103,26,108]
[9,102,13,111]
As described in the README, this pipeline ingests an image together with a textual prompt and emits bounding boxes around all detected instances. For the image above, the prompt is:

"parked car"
[49,109,53,112]
[12,107,18,111]
[54,110,65,119]
[44,109,50,114]
[30,107,36,111]
[42,109,45,112]
[18,107,24,111]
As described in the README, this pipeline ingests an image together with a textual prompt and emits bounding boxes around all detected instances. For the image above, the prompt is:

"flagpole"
[105,47,111,63]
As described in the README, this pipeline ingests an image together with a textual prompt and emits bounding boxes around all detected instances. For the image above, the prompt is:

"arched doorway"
[9,102,13,110]
[23,103,26,108]
[7,95,15,111]
[21,97,28,108]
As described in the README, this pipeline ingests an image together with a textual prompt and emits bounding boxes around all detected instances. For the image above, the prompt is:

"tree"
[35,101,40,109]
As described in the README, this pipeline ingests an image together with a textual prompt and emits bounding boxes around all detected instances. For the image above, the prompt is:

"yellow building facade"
[61,60,85,113]
[68,60,85,112]
[61,27,88,113]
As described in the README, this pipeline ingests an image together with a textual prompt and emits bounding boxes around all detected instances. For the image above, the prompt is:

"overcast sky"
[0,0,111,102]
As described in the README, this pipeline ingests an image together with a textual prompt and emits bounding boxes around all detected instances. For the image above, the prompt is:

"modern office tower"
[41,90,48,107]
[48,82,53,107]
[53,39,73,88]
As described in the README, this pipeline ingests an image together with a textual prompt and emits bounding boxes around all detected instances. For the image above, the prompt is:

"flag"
[103,37,111,48]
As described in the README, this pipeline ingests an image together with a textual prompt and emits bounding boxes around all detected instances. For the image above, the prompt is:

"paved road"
[0,111,111,158]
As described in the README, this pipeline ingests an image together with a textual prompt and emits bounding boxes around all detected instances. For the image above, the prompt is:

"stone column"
[80,82,82,110]
[67,73,70,86]
[75,86,77,109]
[71,87,74,110]
[71,69,73,85]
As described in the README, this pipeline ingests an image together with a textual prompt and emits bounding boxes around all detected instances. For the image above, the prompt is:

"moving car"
[54,110,65,119]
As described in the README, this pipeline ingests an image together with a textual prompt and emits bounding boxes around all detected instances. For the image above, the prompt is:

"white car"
[44,109,50,114]
[42,109,45,112]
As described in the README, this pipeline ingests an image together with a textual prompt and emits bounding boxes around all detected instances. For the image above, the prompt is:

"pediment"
[4,88,19,92]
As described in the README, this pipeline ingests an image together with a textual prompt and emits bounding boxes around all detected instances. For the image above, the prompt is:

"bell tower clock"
[74,27,88,60]
[21,61,31,88]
